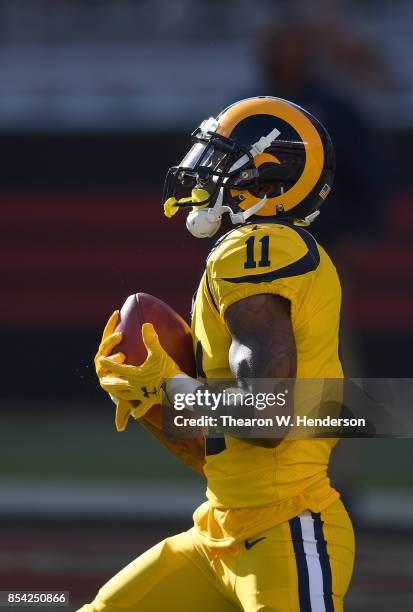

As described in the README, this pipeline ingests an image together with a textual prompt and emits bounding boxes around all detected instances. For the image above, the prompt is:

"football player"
[80,97,355,611]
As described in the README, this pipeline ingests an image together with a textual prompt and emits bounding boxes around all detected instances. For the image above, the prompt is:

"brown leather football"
[113,293,196,427]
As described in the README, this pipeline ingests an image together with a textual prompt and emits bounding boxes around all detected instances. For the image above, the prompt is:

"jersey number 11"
[244,235,271,269]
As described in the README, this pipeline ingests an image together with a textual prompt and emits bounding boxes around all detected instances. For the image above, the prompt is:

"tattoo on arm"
[224,293,297,448]
[225,293,297,380]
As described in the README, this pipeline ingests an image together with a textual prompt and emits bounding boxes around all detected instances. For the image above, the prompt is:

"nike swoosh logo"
[244,536,266,550]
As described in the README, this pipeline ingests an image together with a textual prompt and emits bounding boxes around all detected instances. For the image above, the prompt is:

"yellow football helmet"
[163,96,335,237]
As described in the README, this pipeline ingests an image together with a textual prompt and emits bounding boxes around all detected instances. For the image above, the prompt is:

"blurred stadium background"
[1,0,413,609]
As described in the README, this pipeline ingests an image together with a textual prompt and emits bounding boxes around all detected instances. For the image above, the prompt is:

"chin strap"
[209,186,269,221]
[167,186,268,225]
[197,192,268,225]
[185,190,270,238]
[228,195,268,224]
[165,186,320,231]
[164,179,270,223]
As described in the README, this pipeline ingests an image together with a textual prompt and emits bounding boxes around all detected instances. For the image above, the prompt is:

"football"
[113,293,196,427]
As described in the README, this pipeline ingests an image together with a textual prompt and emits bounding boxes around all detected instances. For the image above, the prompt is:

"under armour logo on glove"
[141,386,158,398]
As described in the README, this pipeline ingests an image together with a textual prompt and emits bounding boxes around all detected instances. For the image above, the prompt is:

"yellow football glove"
[99,322,182,420]
[94,312,167,431]
[110,395,156,433]
[94,310,124,382]
[94,310,131,431]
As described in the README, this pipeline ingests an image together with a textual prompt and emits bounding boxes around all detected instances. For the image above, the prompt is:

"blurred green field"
[1,406,202,484]
[2,404,413,493]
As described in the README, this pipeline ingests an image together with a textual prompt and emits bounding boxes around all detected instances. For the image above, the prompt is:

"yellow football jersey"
[191,220,343,546]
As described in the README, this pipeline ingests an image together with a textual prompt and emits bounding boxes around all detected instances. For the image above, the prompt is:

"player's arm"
[224,292,297,448]
[139,416,205,473]
[155,293,296,447]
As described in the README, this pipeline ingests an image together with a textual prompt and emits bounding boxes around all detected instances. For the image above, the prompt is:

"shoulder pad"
[207,222,319,284]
